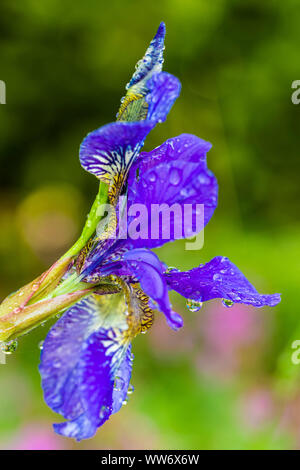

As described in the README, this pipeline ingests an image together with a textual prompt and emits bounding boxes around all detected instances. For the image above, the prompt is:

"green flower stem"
[27,181,109,305]
[50,272,91,298]
[62,181,109,260]
[0,287,94,342]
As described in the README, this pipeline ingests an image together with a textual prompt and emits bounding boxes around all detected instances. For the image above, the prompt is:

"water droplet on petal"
[186,299,203,312]
[38,340,44,350]
[197,174,210,185]
[222,299,234,308]
[1,340,18,355]
[122,398,128,405]
[99,405,109,420]
[165,266,180,274]
[127,384,134,395]
[169,168,181,186]
[114,376,125,392]
[135,59,143,69]
[148,172,157,182]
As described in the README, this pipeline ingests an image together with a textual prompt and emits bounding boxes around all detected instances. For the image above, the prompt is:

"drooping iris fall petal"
[165,256,281,307]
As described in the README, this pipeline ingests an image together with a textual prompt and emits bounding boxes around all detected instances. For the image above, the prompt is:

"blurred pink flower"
[7,423,66,450]
[195,302,268,381]
[239,387,276,429]
[279,393,300,447]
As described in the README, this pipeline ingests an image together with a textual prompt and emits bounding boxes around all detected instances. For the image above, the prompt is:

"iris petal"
[127,22,166,91]
[39,296,102,414]
[112,345,133,414]
[80,121,154,200]
[165,256,281,307]
[122,249,183,330]
[132,133,212,173]
[77,328,130,428]
[53,328,131,441]
[53,413,97,441]
[127,156,218,249]
[40,293,132,440]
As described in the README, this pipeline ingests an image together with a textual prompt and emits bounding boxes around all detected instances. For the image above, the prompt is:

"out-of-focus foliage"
[0,0,299,450]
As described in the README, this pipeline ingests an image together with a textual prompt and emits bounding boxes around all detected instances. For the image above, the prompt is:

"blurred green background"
[0,0,299,450]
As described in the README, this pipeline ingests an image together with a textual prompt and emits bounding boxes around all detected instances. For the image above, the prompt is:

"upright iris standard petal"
[132,133,212,174]
[165,256,281,307]
[79,121,154,185]
[145,72,181,123]
[126,135,218,249]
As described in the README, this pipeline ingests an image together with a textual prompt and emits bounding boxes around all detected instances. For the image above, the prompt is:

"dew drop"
[99,405,109,420]
[1,340,18,355]
[38,340,44,350]
[127,384,134,395]
[122,398,128,406]
[135,59,143,69]
[213,273,222,282]
[165,266,180,274]
[114,376,125,392]
[186,299,203,312]
[222,299,234,308]
[169,168,181,186]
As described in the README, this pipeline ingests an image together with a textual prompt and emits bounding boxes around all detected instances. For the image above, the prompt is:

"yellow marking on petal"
[117,92,148,122]
[130,284,154,334]
[108,278,154,339]
[108,171,126,204]
[76,237,95,274]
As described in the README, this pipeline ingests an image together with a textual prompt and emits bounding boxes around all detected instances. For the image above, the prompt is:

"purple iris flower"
[38,23,281,441]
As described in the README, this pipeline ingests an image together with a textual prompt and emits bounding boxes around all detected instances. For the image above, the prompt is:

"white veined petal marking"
[88,144,140,181]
